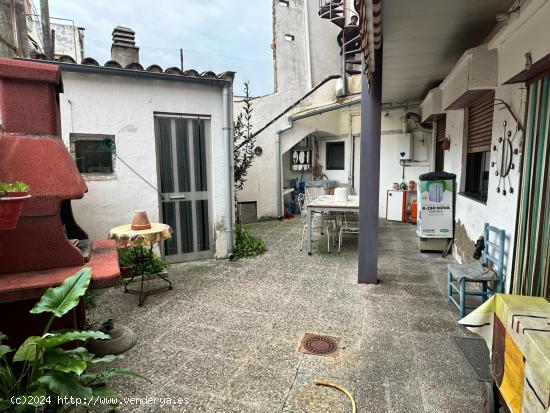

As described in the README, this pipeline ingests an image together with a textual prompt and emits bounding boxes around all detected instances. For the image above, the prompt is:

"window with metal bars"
[463,92,495,202]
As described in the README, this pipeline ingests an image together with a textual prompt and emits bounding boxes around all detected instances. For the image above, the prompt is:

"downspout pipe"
[222,83,234,259]
[276,121,294,219]
[304,0,313,90]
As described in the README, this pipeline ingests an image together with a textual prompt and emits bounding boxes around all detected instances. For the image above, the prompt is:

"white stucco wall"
[379,109,433,217]
[438,85,524,292]
[233,0,347,218]
[489,0,550,84]
[58,71,232,258]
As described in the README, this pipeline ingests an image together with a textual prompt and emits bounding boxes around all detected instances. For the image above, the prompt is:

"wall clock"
[491,118,521,196]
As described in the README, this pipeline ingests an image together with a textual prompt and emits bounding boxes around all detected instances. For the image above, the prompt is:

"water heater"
[396,133,412,160]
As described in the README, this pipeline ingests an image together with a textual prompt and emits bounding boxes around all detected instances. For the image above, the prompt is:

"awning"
[440,45,497,110]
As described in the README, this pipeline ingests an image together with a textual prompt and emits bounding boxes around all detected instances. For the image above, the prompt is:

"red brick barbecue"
[0,58,120,345]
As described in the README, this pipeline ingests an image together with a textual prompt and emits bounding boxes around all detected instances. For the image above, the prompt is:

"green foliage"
[233,82,256,196]
[233,225,266,259]
[117,248,168,276]
[0,268,149,412]
[0,181,30,193]
[31,268,91,318]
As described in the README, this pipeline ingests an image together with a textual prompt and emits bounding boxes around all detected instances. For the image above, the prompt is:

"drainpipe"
[276,121,294,218]
[222,84,234,258]
[304,0,313,90]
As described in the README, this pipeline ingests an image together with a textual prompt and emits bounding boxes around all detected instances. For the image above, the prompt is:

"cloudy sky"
[46,0,274,96]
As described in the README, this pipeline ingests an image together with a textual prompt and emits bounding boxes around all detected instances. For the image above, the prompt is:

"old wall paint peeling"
[454,220,477,264]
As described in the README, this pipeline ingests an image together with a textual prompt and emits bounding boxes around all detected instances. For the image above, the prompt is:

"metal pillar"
[358,44,382,284]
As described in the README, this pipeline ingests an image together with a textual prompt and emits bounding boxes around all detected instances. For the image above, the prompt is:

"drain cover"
[452,336,492,381]
[299,333,340,357]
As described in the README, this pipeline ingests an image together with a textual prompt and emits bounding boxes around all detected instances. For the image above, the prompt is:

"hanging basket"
[0,195,31,230]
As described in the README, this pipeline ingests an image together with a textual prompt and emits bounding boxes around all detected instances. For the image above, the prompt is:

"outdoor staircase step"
[346,69,362,75]
[331,17,345,27]
[319,8,344,18]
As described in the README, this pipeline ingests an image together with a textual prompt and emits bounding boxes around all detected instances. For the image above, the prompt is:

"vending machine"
[416,172,456,252]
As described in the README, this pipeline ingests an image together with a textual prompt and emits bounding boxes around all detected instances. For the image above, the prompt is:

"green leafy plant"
[0,182,31,193]
[233,82,259,224]
[233,225,266,259]
[233,82,256,196]
[117,248,168,276]
[0,268,149,412]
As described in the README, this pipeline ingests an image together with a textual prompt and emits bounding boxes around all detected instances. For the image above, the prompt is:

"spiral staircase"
[318,0,362,92]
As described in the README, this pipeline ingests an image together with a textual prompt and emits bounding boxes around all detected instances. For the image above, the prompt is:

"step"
[319,8,343,18]
[346,69,362,75]
[343,25,360,36]
[345,48,361,55]
[331,16,345,27]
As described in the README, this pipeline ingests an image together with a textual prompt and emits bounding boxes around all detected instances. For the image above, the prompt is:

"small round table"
[109,223,173,306]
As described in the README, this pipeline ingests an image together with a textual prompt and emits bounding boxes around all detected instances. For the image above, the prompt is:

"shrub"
[233,225,266,259]
[117,248,168,276]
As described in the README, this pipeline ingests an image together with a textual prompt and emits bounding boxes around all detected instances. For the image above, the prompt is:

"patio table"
[459,293,550,413]
[305,195,359,255]
[109,223,173,306]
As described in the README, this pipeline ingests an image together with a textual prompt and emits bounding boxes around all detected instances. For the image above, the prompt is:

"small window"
[326,141,345,170]
[463,93,494,203]
[284,34,295,42]
[464,151,490,202]
[70,134,115,175]
[279,0,289,6]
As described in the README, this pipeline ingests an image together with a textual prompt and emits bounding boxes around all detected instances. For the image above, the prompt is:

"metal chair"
[447,223,505,317]
[337,212,359,253]
[305,186,325,204]
[297,193,334,252]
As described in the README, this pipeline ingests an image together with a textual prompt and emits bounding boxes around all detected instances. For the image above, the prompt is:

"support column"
[358,44,382,284]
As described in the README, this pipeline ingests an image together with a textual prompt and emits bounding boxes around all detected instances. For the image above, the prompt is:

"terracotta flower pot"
[131,210,152,230]
[6,191,28,197]
[0,195,31,230]
[120,266,133,278]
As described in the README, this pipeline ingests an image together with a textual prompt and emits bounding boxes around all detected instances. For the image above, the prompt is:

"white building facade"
[40,27,236,262]
[420,0,550,293]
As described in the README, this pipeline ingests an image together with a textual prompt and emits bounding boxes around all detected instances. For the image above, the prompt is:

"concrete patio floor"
[88,219,483,412]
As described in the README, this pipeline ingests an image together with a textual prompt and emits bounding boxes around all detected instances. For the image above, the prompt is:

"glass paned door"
[155,116,211,262]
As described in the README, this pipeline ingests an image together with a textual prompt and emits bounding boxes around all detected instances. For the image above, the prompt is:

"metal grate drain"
[452,336,492,381]
[299,333,340,357]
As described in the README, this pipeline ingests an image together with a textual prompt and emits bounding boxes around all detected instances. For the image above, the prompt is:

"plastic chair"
[447,223,505,317]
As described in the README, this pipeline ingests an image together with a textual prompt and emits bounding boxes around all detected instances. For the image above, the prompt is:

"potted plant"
[117,247,169,278]
[0,181,31,230]
[0,268,149,412]
[1,181,31,197]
